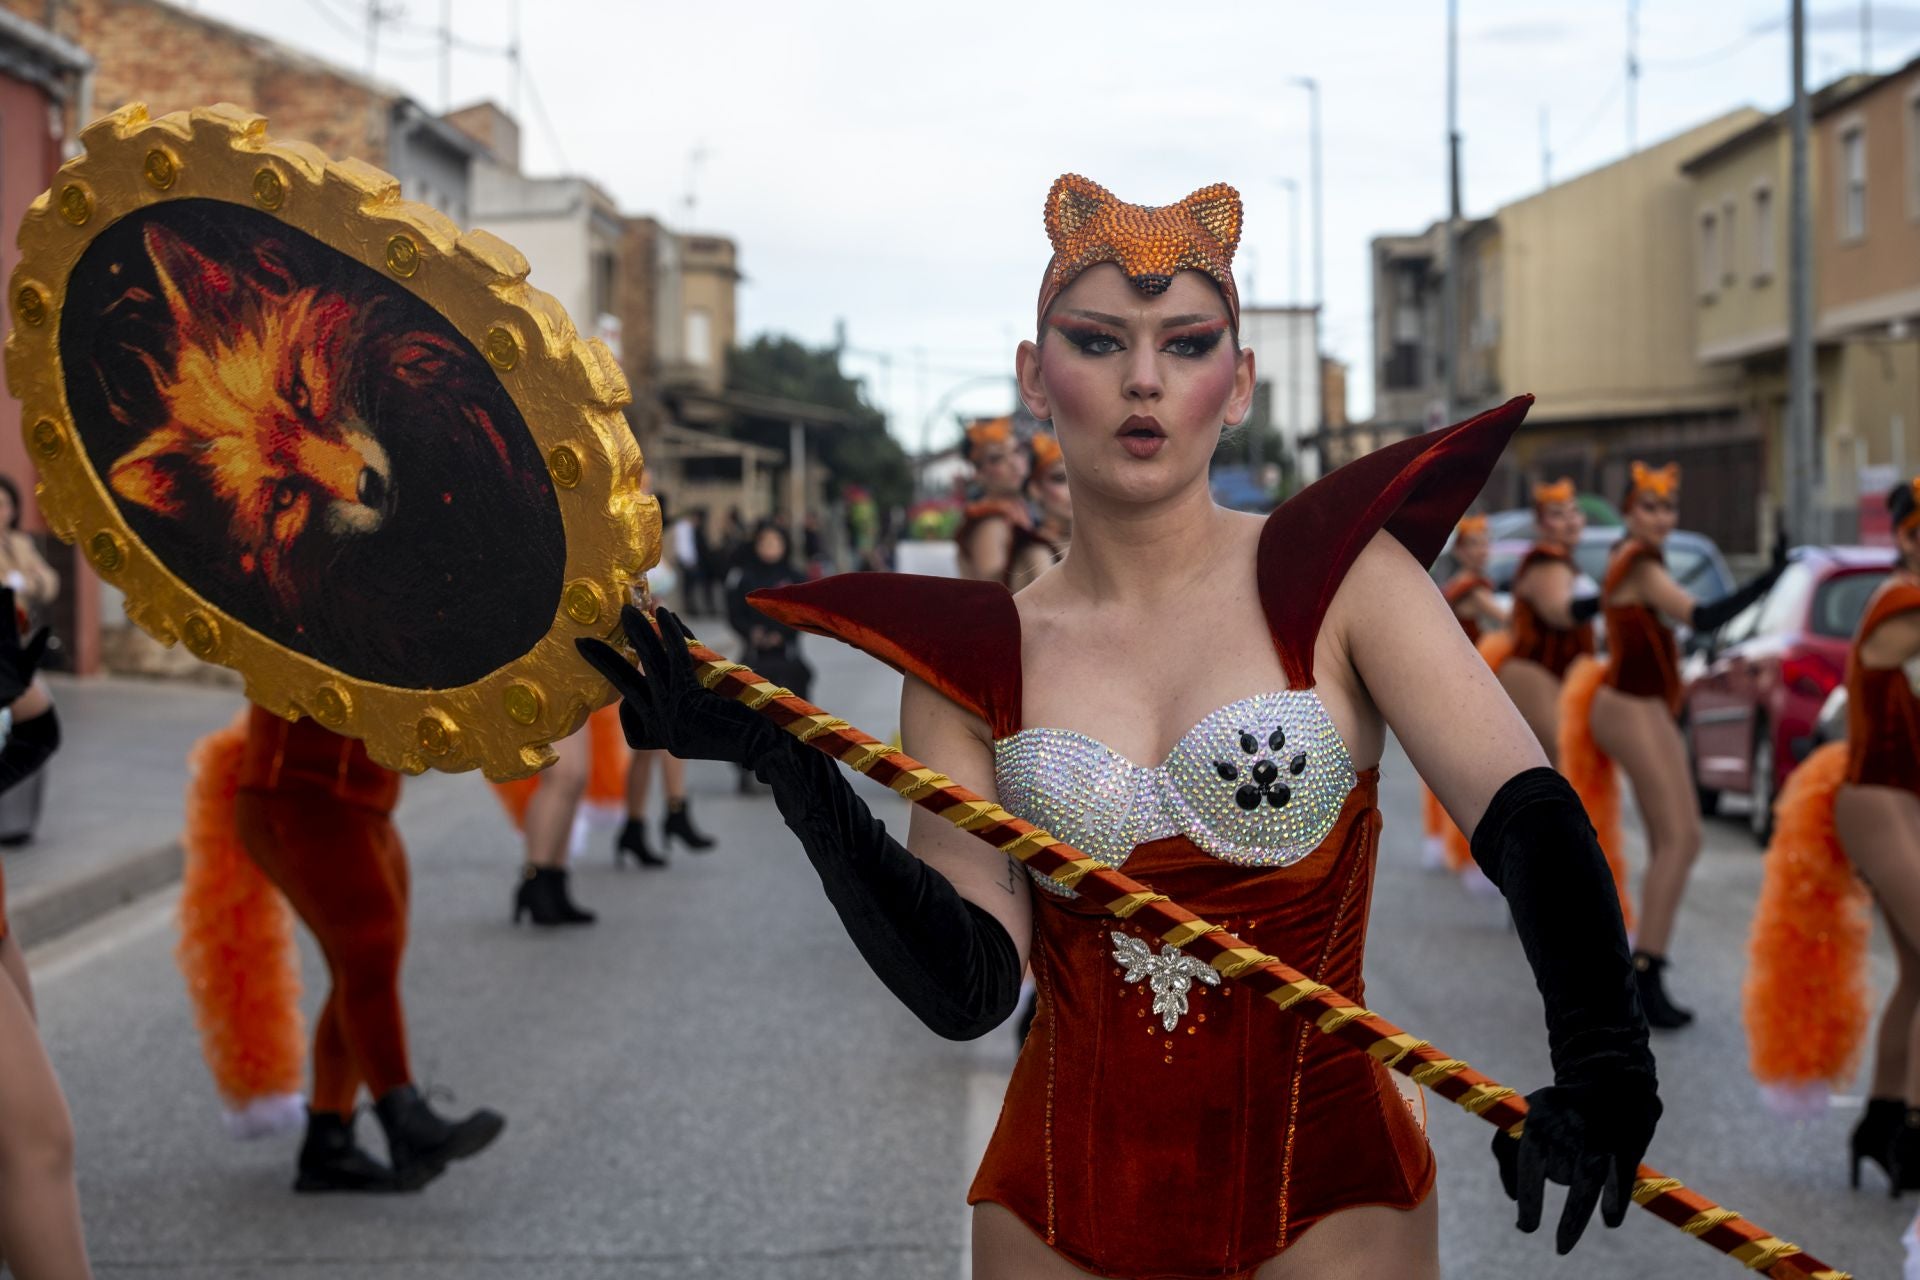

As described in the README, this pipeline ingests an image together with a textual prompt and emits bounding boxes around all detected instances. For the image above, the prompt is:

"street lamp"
[1274,177,1304,471]
[1288,75,1324,469]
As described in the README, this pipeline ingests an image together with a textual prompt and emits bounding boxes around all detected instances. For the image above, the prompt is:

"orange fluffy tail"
[174,710,307,1137]
[1557,656,1633,930]
[1743,742,1872,1114]
[1477,629,1514,675]
[1421,781,1446,839]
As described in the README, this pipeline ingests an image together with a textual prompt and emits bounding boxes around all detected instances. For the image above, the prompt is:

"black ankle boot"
[1631,951,1694,1029]
[1853,1096,1904,1193]
[293,1108,395,1193]
[1892,1109,1920,1196]
[663,798,716,852]
[372,1084,505,1191]
[512,865,596,925]
[614,818,668,868]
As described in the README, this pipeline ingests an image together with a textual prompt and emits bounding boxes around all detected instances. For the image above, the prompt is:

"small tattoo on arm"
[1003,855,1020,894]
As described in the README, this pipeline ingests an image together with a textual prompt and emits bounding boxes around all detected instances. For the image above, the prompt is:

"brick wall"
[10,0,392,163]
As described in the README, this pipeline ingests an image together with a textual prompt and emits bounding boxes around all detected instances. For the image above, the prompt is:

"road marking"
[26,885,179,984]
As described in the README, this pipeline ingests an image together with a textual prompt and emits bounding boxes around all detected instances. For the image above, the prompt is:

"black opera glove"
[1470,767,1661,1255]
[577,605,1024,1040]
[1690,528,1789,633]
[0,588,50,708]
[576,605,788,771]
[1568,595,1602,625]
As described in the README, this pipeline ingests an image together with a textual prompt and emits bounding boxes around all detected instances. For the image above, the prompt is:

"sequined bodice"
[994,691,1357,893]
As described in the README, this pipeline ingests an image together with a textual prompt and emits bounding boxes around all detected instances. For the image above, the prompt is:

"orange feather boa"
[1743,742,1872,1108]
[174,710,306,1127]
[1557,655,1634,930]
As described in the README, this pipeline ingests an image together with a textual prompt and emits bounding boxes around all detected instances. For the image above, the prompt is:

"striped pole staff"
[687,637,1848,1280]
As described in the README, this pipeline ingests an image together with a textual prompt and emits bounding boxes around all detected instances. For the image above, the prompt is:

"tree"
[727,335,913,510]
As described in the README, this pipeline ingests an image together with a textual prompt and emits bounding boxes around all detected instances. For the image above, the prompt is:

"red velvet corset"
[1507,544,1593,677]
[968,772,1432,1277]
[1601,541,1681,711]
[751,396,1533,1278]
[237,704,401,813]
[1846,579,1920,794]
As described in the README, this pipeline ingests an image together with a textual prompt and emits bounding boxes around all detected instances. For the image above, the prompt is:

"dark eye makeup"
[1048,321,1227,359]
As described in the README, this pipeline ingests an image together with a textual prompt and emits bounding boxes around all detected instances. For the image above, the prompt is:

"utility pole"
[1788,0,1818,543]
[1626,0,1641,152]
[1289,76,1324,462]
[507,0,522,120]
[1441,0,1462,424]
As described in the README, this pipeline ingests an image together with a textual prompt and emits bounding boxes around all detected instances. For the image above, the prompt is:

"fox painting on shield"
[59,198,566,689]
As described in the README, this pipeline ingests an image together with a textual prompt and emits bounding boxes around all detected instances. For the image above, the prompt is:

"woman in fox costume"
[0,592,79,1278]
[581,175,1657,1277]
[178,708,505,1191]
[1744,478,1920,1191]
[956,416,1035,584]
[1421,514,1506,873]
[1560,463,1786,1029]
[1008,431,1072,592]
[1496,480,1596,767]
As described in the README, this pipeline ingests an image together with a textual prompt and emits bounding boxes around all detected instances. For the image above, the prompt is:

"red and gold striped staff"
[686,636,1848,1280]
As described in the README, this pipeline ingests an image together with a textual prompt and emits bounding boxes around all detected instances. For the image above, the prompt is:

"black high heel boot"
[512,865,596,925]
[1631,951,1694,1029]
[1852,1097,1904,1193]
[293,1108,395,1192]
[372,1084,505,1191]
[1891,1109,1920,1196]
[614,818,668,868]
[663,798,716,852]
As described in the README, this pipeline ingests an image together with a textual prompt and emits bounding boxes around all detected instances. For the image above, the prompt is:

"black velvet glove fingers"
[1471,767,1661,1254]
[753,725,1025,1040]
[1568,595,1602,624]
[577,605,789,771]
[0,588,50,708]
[1690,530,1789,633]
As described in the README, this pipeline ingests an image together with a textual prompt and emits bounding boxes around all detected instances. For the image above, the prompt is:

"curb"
[11,842,182,950]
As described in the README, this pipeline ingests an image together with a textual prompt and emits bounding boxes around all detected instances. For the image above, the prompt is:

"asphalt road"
[24,633,1912,1279]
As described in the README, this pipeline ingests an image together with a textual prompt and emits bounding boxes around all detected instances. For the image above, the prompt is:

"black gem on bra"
[1214,760,1239,782]
[1234,783,1262,811]
[1268,727,1286,751]
[1251,760,1279,786]
[1289,753,1308,776]
[1238,730,1258,754]
[1265,783,1292,808]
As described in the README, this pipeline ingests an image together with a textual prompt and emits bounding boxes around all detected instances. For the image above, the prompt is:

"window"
[590,250,617,320]
[1752,184,1775,279]
[1841,124,1867,240]
[1908,89,1920,218]
[1721,198,1738,285]
[1699,210,1719,296]
[685,307,712,368]
[1811,569,1891,638]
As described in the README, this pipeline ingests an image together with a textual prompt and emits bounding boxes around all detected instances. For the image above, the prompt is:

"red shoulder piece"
[1603,538,1663,596]
[1258,395,1532,686]
[1861,578,1920,639]
[748,574,1022,737]
[1518,541,1573,576]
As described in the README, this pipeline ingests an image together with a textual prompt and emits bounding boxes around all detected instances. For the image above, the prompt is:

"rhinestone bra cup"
[994,691,1358,894]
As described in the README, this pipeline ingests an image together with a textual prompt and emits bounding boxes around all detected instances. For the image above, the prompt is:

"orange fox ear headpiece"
[1029,431,1063,472]
[1532,477,1576,508]
[1899,476,1920,535]
[1456,514,1489,539]
[1037,174,1242,331]
[1629,461,1681,502]
[965,416,1014,463]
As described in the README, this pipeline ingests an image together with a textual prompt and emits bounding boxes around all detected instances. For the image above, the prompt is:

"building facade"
[1236,305,1322,481]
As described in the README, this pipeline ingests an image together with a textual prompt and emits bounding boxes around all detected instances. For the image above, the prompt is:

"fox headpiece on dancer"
[1036,174,1243,337]
[1626,461,1681,505]
[1894,475,1920,536]
[965,416,1016,465]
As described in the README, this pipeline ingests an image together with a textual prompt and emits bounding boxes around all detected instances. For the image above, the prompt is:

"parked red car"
[1683,546,1894,844]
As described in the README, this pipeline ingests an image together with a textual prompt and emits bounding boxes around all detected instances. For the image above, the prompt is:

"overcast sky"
[185,0,1920,452]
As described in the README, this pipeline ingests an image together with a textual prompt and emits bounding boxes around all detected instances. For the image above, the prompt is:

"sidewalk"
[1,672,245,946]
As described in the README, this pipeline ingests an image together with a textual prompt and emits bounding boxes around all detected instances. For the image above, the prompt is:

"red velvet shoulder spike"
[748,574,1023,738]
[1259,394,1532,687]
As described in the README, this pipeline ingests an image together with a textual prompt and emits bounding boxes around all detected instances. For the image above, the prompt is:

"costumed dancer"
[0,591,83,1278]
[1498,479,1595,767]
[490,703,625,914]
[1560,462,1786,1028]
[1008,431,1072,592]
[1744,476,1920,1195]
[178,707,505,1190]
[1421,514,1507,874]
[580,176,1658,1276]
[955,415,1034,584]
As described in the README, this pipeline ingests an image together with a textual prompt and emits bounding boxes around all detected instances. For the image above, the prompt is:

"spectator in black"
[725,521,813,793]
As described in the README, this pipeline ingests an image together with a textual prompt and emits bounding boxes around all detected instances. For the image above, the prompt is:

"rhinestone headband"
[1037,174,1242,331]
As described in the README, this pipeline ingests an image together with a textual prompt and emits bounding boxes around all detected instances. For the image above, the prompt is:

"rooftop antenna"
[1626,0,1640,152]
[682,145,709,223]
[507,0,521,119]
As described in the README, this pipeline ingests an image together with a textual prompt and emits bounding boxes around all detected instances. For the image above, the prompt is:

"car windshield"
[1810,569,1892,639]
[1568,540,1719,592]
